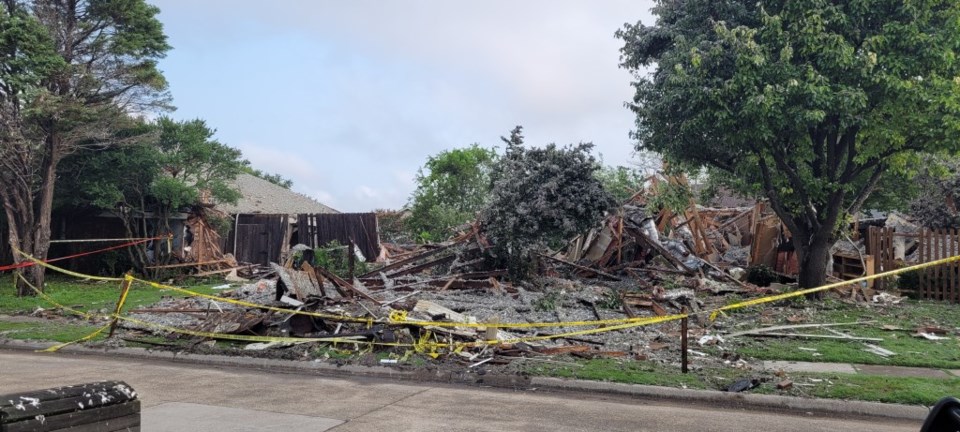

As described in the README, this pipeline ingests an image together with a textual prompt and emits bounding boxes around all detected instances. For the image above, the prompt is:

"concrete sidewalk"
[0,349,920,432]
[0,341,936,421]
[763,360,960,378]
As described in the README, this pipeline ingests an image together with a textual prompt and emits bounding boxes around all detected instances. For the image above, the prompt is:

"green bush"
[746,265,777,287]
[311,240,368,279]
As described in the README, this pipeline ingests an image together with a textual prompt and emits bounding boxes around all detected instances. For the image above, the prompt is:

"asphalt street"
[0,350,919,432]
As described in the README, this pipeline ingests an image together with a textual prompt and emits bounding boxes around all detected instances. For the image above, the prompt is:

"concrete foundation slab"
[763,361,857,374]
[142,402,343,432]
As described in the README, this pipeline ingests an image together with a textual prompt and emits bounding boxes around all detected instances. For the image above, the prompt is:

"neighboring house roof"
[216,173,338,215]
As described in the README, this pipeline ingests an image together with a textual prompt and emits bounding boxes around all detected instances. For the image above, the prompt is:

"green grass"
[527,358,712,389]
[0,275,221,316]
[525,357,959,405]
[0,275,223,344]
[0,320,107,343]
[780,373,960,406]
[728,299,960,369]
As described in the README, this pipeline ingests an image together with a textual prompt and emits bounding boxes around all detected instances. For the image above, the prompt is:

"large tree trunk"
[797,238,832,299]
[28,136,64,291]
[2,169,39,296]
[6,136,64,297]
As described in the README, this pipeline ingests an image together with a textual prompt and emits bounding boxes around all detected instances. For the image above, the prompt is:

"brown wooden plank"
[46,412,140,432]
[627,228,693,274]
[1,391,136,423]
[385,255,456,278]
[886,227,894,290]
[357,243,458,279]
[952,228,958,302]
[929,228,940,299]
[4,401,139,432]
[931,228,937,300]
[867,227,876,289]
[934,228,950,300]
[917,228,923,297]
[950,228,960,303]
[949,228,954,302]
[936,228,943,300]
[312,264,381,304]
[923,229,930,299]
[539,253,622,281]
[0,382,132,408]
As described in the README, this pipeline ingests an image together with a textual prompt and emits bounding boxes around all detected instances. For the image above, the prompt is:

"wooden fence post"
[108,276,134,338]
[680,307,688,374]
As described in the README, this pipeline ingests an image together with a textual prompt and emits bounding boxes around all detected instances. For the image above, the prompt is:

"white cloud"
[154,1,658,212]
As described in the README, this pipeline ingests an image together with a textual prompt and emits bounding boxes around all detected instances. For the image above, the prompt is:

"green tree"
[57,117,246,274]
[595,165,645,203]
[481,126,615,278]
[0,0,169,294]
[617,0,960,291]
[909,154,960,229]
[407,144,497,242]
[152,117,243,214]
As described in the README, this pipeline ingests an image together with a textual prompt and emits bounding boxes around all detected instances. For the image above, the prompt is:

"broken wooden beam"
[312,265,381,304]
[743,333,882,342]
[539,253,621,281]
[357,242,461,278]
[385,254,456,278]
[724,321,875,338]
[627,228,694,274]
[145,259,227,269]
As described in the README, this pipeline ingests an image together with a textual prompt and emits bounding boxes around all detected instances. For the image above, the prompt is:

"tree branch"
[845,164,885,217]
[756,152,807,241]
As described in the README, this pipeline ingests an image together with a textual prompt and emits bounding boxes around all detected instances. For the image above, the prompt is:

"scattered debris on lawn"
[24,172,955,390]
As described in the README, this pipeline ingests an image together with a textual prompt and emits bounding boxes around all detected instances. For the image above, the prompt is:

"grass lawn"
[0,275,221,316]
[0,320,107,343]
[725,299,960,369]
[526,357,960,406]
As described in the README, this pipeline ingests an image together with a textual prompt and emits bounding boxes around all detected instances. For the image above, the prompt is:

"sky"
[151,1,657,212]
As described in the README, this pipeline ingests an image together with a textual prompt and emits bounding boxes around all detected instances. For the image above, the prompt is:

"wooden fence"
[297,213,380,261]
[225,214,288,266]
[867,226,960,302]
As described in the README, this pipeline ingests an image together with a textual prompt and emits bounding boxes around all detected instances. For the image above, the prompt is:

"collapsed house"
[107,170,959,368]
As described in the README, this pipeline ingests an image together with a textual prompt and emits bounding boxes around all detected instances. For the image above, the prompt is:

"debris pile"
[117,173,948,370]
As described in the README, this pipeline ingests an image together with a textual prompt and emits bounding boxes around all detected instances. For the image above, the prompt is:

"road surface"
[0,350,918,432]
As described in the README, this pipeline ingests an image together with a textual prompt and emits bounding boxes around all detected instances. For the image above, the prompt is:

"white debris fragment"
[114,384,137,399]
[916,332,948,341]
[698,335,725,346]
[863,343,896,357]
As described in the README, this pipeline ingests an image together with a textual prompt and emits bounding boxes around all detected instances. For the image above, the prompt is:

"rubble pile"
[120,174,936,369]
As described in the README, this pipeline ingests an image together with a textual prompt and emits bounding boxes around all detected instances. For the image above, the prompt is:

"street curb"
[530,377,928,421]
[0,340,929,421]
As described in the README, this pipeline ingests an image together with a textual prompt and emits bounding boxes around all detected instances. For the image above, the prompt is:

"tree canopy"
[0,0,171,293]
[595,164,646,203]
[407,144,497,242]
[481,127,615,277]
[618,0,960,288]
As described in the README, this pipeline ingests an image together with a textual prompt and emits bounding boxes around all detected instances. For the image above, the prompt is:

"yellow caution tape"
[707,253,960,321]
[14,248,126,282]
[18,268,673,352]
[14,273,107,352]
[114,315,399,345]
[16,247,960,332]
[39,324,111,353]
